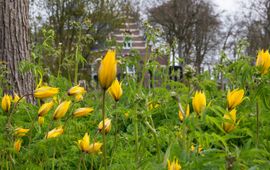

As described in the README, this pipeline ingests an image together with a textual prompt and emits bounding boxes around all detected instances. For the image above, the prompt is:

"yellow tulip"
[38,116,45,126]
[98,50,117,90]
[14,139,23,152]
[227,89,244,110]
[38,100,54,116]
[98,118,112,134]
[223,109,237,133]
[168,158,181,170]
[178,104,190,122]
[89,142,103,154]
[1,94,11,112]
[68,85,86,96]
[46,126,64,139]
[53,101,71,120]
[75,94,83,101]
[34,86,59,99]
[256,49,270,75]
[192,91,206,115]
[15,128,30,137]
[78,133,90,153]
[73,107,94,117]
[13,93,20,103]
[108,79,123,102]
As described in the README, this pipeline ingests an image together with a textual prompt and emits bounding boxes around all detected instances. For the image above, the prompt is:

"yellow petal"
[34,86,59,99]
[38,100,54,116]
[53,101,71,120]
[108,79,123,101]
[46,126,64,139]
[73,107,94,117]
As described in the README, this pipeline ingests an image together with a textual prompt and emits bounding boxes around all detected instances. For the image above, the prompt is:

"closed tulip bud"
[108,79,122,102]
[78,133,90,153]
[13,93,20,103]
[38,100,54,116]
[15,128,30,137]
[68,85,86,96]
[256,49,270,75]
[46,126,64,139]
[89,142,103,154]
[53,101,71,120]
[75,94,83,101]
[34,86,59,99]
[223,109,237,133]
[73,107,94,118]
[227,89,244,110]
[38,116,45,125]
[192,91,206,115]
[167,158,181,170]
[178,104,190,122]
[98,118,112,134]
[14,139,23,152]
[1,94,11,112]
[98,50,117,90]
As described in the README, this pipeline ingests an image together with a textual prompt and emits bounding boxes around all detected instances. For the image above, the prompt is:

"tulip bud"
[108,79,122,102]
[34,86,59,99]
[38,100,54,116]
[256,49,270,75]
[223,109,237,133]
[1,94,11,112]
[46,126,64,139]
[78,133,90,153]
[68,85,86,96]
[14,139,23,152]
[178,104,190,122]
[38,116,45,126]
[73,107,94,118]
[167,158,181,170]
[98,118,112,134]
[227,89,244,110]
[192,91,206,115]
[53,101,71,120]
[15,128,30,137]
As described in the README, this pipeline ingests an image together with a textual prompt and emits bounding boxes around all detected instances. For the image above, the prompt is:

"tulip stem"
[256,100,260,148]
[110,101,118,166]
[101,90,107,170]
[134,110,139,165]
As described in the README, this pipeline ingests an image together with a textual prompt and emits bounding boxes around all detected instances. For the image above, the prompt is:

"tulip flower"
[38,116,45,125]
[256,49,270,75]
[108,79,122,102]
[192,91,206,115]
[98,50,117,90]
[53,101,71,120]
[15,128,30,137]
[1,94,11,112]
[68,85,86,96]
[98,118,112,134]
[34,86,59,99]
[89,142,103,154]
[46,126,64,139]
[13,93,20,103]
[38,100,54,116]
[227,89,244,110]
[75,94,83,101]
[14,139,23,152]
[78,133,90,153]
[73,107,94,118]
[178,104,190,122]
[167,158,181,170]
[223,109,237,133]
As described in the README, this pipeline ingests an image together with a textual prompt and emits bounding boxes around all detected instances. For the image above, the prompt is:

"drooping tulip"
[108,79,122,102]
[14,139,23,152]
[223,109,237,133]
[73,107,94,118]
[98,118,112,134]
[227,89,244,110]
[167,158,181,170]
[192,91,206,115]
[38,116,45,126]
[13,93,20,103]
[98,50,117,90]
[15,128,30,137]
[46,126,64,139]
[34,86,59,99]
[68,85,86,96]
[38,100,54,116]
[256,49,270,75]
[53,101,71,120]
[1,94,11,112]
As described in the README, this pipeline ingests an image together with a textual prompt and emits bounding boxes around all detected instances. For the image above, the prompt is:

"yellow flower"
[168,158,181,170]
[1,94,11,112]
[53,101,71,120]
[38,100,54,116]
[89,142,103,154]
[75,94,83,101]
[78,133,90,153]
[15,128,30,137]
[34,86,59,99]
[108,79,123,102]
[190,144,203,153]
[256,49,270,75]
[68,85,86,96]
[98,118,112,134]
[38,116,45,126]
[14,139,23,152]
[98,50,117,90]
[46,126,64,139]
[223,109,237,133]
[73,107,94,117]
[147,101,160,111]
[227,89,244,110]
[192,91,206,115]
[178,104,190,122]
[13,93,20,103]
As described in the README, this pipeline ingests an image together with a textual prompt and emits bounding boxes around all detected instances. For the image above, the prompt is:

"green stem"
[134,111,139,165]
[102,90,107,170]
[74,45,79,84]
[82,154,87,170]
[110,102,118,166]
[256,100,259,148]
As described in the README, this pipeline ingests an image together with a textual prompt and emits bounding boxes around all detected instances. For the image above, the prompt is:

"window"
[126,65,135,76]
[123,36,132,49]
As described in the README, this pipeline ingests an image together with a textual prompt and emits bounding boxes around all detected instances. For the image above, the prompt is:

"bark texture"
[0,0,34,102]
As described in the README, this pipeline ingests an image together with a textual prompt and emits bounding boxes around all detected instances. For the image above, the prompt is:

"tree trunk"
[0,0,34,103]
